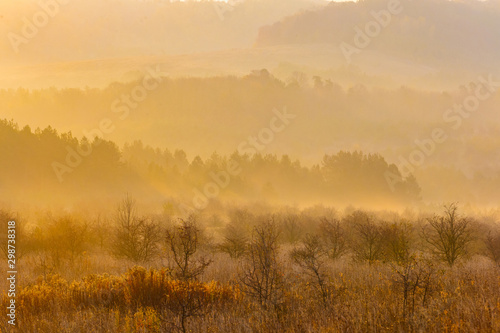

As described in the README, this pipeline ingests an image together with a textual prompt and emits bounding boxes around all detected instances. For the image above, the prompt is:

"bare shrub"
[48,216,89,263]
[385,220,438,325]
[239,219,285,311]
[390,255,438,326]
[163,216,212,281]
[28,215,89,274]
[290,233,331,305]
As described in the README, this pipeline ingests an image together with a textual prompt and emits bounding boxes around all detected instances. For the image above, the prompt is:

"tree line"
[0,119,420,208]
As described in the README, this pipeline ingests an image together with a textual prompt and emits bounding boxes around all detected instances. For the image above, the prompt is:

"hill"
[255,0,500,71]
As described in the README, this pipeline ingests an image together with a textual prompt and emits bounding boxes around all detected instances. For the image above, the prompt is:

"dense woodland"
[0,118,420,210]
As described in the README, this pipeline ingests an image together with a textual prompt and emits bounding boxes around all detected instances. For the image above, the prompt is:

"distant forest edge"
[1,72,500,207]
[0,119,420,211]
[256,0,500,69]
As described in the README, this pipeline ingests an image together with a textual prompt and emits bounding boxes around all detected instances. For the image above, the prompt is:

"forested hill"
[255,0,500,70]
[2,72,500,207]
[0,119,420,210]
[2,73,499,185]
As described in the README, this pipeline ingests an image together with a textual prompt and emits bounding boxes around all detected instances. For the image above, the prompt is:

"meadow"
[1,202,499,332]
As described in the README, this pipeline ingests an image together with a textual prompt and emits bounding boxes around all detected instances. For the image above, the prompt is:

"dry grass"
[1,252,499,333]
[1,207,499,332]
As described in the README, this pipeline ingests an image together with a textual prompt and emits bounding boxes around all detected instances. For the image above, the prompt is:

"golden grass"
[1,254,499,332]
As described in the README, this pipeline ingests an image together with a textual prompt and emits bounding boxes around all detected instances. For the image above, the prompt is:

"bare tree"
[423,203,474,267]
[281,214,302,244]
[240,220,285,311]
[218,223,248,259]
[89,214,111,251]
[319,217,347,260]
[112,196,161,263]
[163,216,211,281]
[291,233,330,305]
[347,211,385,264]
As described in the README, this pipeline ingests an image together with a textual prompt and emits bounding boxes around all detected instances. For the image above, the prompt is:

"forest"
[1,71,500,206]
[0,118,420,211]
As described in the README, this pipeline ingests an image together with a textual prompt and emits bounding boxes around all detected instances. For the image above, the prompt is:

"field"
[1,203,499,332]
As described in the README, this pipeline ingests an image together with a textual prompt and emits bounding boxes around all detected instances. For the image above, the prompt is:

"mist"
[1,1,500,331]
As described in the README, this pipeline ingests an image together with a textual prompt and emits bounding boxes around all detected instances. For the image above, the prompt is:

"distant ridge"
[255,0,500,70]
